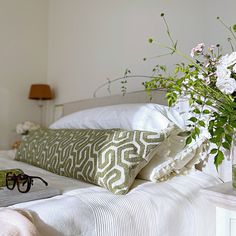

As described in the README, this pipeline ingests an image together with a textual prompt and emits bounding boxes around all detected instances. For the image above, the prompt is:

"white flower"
[198,73,210,84]
[216,65,231,80]
[31,124,40,130]
[208,45,215,52]
[23,121,33,131]
[220,52,236,67]
[216,63,236,94]
[189,76,196,81]
[16,121,40,135]
[233,64,236,73]
[16,124,24,134]
[190,43,205,57]
[216,77,236,95]
[198,73,204,80]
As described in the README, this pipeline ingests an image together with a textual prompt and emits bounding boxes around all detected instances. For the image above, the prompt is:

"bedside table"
[201,182,236,236]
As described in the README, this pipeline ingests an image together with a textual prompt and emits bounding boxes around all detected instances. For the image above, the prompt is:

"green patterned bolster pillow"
[15,128,170,194]
[0,169,24,187]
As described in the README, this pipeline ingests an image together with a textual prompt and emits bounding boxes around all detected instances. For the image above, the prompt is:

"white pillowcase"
[195,145,232,182]
[137,127,208,182]
[50,103,186,132]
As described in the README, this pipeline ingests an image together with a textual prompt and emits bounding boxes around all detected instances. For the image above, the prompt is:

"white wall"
[1,0,235,147]
[0,0,48,149]
[47,0,236,107]
[204,0,236,53]
[47,0,207,106]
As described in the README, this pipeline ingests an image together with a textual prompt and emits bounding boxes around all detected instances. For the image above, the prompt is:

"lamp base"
[37,100,44,126]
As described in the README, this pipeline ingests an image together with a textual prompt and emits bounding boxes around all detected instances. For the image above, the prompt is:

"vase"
[231,134,236,188]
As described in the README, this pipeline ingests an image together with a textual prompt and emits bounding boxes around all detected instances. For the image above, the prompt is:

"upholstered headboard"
[54,89,167,120]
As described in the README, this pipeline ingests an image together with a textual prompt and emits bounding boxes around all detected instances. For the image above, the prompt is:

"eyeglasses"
[6,172,48,193]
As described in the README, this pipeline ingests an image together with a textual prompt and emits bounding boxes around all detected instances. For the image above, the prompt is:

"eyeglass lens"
[6,172,48,193]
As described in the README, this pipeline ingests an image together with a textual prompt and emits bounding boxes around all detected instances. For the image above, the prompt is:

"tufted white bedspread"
[0,151,220,236]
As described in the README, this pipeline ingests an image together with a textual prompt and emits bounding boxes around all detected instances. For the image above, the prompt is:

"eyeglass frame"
[6,172,48,193]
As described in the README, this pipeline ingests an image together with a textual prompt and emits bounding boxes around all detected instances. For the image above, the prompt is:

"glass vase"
[231,134,236,188]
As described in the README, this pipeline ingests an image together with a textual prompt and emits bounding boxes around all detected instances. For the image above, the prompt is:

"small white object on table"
[201,182,236,236]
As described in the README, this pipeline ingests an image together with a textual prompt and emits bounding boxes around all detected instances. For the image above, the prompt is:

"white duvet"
[0,151,220,236]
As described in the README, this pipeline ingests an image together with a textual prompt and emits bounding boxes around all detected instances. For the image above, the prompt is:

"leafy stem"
[161,13,176,48]
[228,38,235,52]
[217,16,236,42]
[93,75,156,97]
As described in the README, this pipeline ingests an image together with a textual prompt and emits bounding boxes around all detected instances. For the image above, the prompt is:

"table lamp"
[28,84,53,125]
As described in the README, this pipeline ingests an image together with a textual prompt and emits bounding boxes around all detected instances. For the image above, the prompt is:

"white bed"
[1,150,220,236]
[0,91,221,236]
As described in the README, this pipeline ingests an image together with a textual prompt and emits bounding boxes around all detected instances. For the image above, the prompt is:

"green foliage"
[121,69,131,95]
[142,14,236,170]
[148,38,154,43]
[93,14,236,170]
[214,150,224,170]
[233,24,236,33]
[185,136,192,145]
[198,120,205,127]
[177,131,191,137]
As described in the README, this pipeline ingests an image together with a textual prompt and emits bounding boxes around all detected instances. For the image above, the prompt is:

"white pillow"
[137,127,208,182]
[50,103,186,132]
[195,145,232,182]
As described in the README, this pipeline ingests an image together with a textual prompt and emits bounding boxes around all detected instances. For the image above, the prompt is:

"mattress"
[0,151,220,236]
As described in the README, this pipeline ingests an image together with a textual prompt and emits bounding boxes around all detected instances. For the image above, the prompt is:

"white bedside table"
[201,182,236,236]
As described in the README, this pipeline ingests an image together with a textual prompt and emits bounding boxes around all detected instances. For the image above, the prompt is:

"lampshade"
[29,84,53,100]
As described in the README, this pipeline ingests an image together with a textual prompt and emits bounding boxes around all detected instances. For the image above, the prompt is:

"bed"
[0,90,221,236]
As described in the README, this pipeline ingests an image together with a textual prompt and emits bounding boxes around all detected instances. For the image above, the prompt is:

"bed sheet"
[0,151,220,236]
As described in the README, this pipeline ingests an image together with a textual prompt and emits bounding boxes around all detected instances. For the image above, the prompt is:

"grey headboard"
[54,89,167,120]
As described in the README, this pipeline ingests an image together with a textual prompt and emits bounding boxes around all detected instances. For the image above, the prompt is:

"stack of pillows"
[15,103,208,195]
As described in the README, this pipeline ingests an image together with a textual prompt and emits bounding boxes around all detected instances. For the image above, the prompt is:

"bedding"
[1,151,220,236]
[0,208,40,236]
[138,127,208,182]
[196,146,232,182]
[49,103,209,184]
[50,103,186,132]
[15,128,171,194]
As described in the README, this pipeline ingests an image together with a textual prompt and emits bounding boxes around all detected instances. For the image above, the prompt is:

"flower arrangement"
[16,121,40,136]
[143,14,236,169]
[94,14,236,170]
